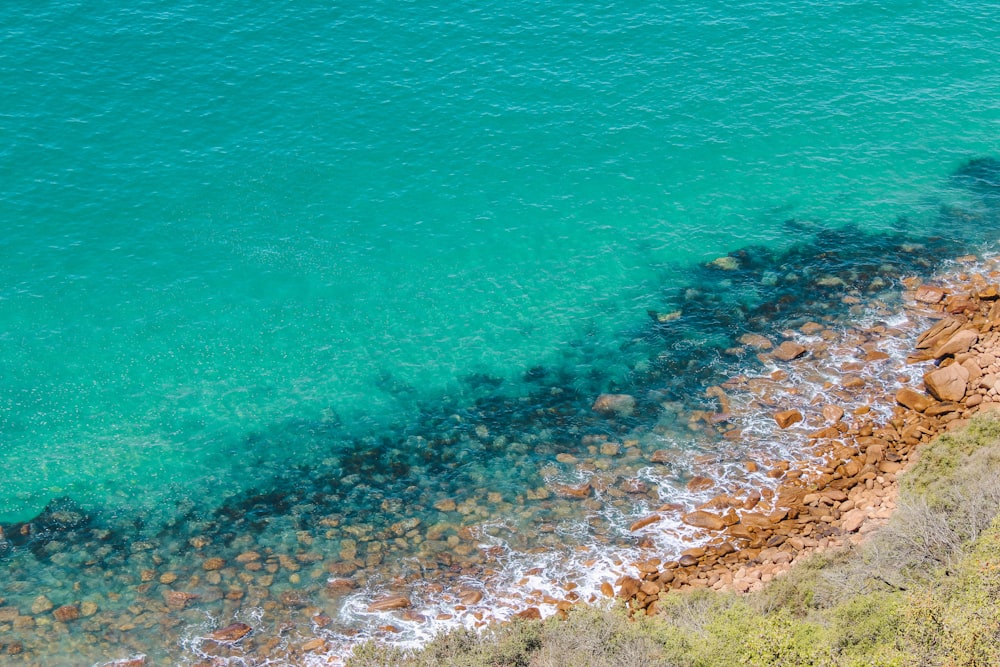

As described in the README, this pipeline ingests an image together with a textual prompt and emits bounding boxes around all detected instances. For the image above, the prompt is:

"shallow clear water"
[1,0,999,663]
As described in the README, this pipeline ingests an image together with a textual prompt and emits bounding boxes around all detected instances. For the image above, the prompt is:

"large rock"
[367,596,411,612]
[209,622,252,642]
[739,333,773,350]
[774,409,803,429]
[915,316,963,349]
[924,364,969,402]
[773,341,808,361]
[682,511,726,531]
[629,514,661,532]
[915,284,946,303]
[841,509,867,533]
[895,387,934,412]
[591,393,636,416]
[934,329,978,359]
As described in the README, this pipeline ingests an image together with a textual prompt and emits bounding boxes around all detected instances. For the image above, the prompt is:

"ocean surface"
[1,0,999,663]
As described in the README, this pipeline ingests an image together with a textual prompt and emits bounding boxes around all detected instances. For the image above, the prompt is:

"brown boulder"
[774,409,803,429]
[650,449,673,463]
[162,590,199,611]
[629,514,661,532]
[822,405,845,422]
[592,393,636,416]
[515,607,542,620]
[841,509,867,533]
[367,596,411,612]
[916,316,963,349]
[617,576,641,599]
[934,329,978,359]
[895,387,934,412]
[458,589,483,605]
[682,511,726,531]
[739,333,773,350]
[924,364,969,402]
[686,476,714,492]
[773,341,808,361]
[209,622,252,642]
[915,284,946,303]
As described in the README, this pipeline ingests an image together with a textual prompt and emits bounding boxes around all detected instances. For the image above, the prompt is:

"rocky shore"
[2,246,999,666]
[612,256,1000,616]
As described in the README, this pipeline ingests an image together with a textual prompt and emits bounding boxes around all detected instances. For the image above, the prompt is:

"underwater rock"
[52,604,79,622]
[30,596,53,614]
[681,511,726,531]
[208,622,252,642]
[162,590,199,611]
[591,393,636,416]
[367,595,411,612]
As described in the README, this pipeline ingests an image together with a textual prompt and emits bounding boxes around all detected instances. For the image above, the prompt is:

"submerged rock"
[591,393,636,416]
[209,622,252,642]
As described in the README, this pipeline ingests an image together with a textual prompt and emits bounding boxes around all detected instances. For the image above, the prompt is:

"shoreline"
[2,249,998,666]
[613,253,1000,613]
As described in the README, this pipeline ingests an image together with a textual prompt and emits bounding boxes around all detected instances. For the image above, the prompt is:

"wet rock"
[629,514,661,532]
[686,476,714,492]
[822,405,845,422]
[102,658,147,667]
[774,409,803,429]
[650,450,674,463]
[52,604,80,622]
[925,364,969,402]
[739,333,773,350]
[515,607,542,620]
[592,393,636,416]
[682,511,726,531]
[367,596,411,612]
[326,578,357,595]
[915,284,946,303]
[209,622,252,642]
[0,607,20,622]
[301,638,326,652]
[773,341,808,361]
[458,589,483,605]
[600,582,614,597]
[551,481,592,499]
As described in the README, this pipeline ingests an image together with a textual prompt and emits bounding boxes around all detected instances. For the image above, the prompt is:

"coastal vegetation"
[348,415,1000,666]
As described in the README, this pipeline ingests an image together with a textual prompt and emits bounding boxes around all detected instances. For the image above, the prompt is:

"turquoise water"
[1,0,1000,662]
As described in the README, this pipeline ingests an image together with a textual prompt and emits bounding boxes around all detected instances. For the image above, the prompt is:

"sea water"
[1,0,999,663]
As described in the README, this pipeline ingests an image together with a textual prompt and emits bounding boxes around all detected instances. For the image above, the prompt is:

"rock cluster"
[615,273,1000,613]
